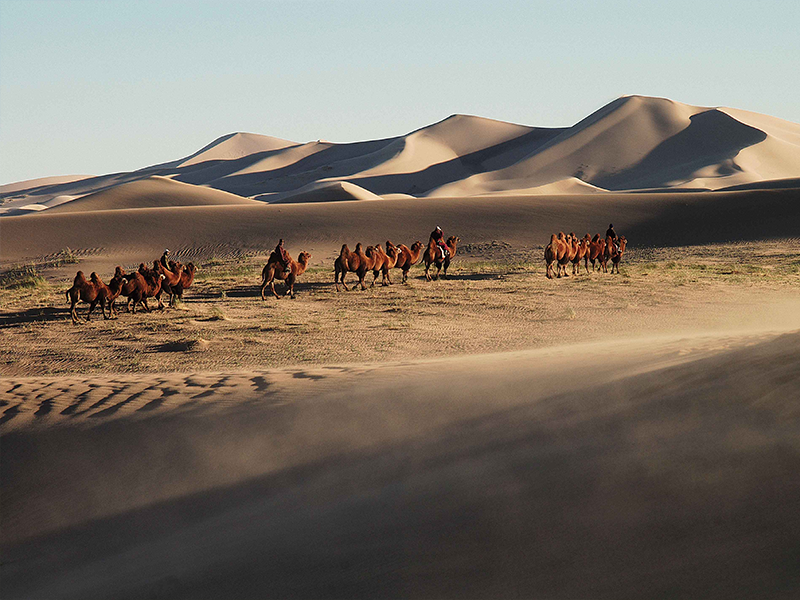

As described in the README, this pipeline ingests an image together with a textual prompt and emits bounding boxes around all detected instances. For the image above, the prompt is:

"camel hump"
[339,243,349,255]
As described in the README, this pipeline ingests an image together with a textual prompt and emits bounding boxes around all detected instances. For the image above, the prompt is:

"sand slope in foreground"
[2,328,799,598]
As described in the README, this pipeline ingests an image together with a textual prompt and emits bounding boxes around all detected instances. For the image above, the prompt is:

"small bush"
[0,265,46,289]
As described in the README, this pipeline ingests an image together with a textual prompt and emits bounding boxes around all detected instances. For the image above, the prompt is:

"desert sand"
[2,96,800,598]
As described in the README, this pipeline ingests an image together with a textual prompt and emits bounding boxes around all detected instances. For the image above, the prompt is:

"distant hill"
[3,96,799,215]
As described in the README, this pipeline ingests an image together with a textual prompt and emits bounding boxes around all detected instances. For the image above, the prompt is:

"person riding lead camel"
[275,239,292,275]
[606,223,620,253]
[430,226,449,260]
[160,248,170,268]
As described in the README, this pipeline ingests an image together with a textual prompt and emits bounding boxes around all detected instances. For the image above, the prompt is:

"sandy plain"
[2,193,800,598]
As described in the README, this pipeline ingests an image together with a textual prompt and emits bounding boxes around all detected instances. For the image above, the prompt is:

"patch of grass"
[0,265,47,289]
[207,305,228,321]
[47,248,79,268]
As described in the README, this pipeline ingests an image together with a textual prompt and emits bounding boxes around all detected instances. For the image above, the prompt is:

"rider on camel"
[606,224,620,253]
[430,226,449,260]
[274,239,292,275]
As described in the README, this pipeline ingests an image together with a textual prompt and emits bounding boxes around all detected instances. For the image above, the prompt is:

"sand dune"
[5,96,797,214]
[0,174,91,195]
[45,176,259,213]
[266,180,383,204]
[3,327,799,598]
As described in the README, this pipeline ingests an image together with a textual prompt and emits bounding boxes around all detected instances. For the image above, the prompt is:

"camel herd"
[64,230,628,322]
[544,232,627,279]
[331,236,459,292]
[66,258,196,324]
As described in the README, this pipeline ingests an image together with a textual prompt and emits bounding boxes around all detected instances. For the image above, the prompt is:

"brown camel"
[393,241,424,283]
[369,241,400,286]
[104,266,127,318]
[556,233,576,278]
[155,259,182,307]
[121,270,165,313]
[572,234,591,275]
[170,263,196,302]
[544,234,562,279]
[334,243,376,291]
[600,235,618,273]
[610,236,628,274]
[423,236,459,281]
[66,271,110,324]
[588,234,606,272]
[261,250,311,299]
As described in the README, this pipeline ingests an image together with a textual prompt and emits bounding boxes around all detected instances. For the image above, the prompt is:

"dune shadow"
[593,109,768,191]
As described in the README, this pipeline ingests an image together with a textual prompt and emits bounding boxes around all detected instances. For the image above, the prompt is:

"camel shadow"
[411,271,504,282]
[0,307,71,327]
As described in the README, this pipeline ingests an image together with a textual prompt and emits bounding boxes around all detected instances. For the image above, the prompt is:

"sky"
[1,0,799,184]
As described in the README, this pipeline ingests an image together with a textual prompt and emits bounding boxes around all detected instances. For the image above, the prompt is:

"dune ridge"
[4,96,798,215]
[45,176,259,213]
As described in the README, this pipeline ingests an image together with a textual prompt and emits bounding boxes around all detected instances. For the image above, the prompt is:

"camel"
[170,263,196,302]
[600,236,618,273]
[66,271,110,324]
[556,233,576,278]
[121,270,165,313]
[137,263,167,310]
[155,259,182,307]
[370,241,400,286]
[334,243,376,291]
[544,234,563,279]
[104,266,127,318]
[260,250,311,299]
[393,241,424,283]
[610,236,628,274]
[423,236,459,281]
[588,234,606,272]
[572,234,591,275]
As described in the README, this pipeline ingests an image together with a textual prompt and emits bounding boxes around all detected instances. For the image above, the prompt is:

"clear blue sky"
[2,0,798,184]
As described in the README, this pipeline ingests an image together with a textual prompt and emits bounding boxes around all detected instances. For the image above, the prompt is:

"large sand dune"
[3,96,798,216]
[3,327,799,598]
[45,176,260,213]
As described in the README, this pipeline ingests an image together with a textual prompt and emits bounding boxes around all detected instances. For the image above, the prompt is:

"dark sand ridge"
[3,187,800,272]
[2,329,799,599]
